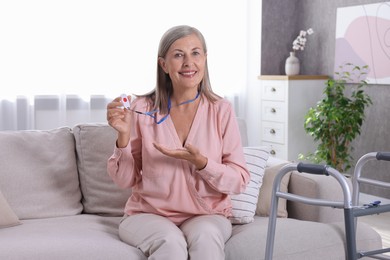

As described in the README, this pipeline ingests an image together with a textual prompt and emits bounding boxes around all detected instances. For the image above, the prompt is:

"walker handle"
[376,152,390,161]
[297,162,329,176]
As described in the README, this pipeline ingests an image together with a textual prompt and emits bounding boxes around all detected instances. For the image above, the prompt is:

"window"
[0,0,261,133]
[0,0,249,98]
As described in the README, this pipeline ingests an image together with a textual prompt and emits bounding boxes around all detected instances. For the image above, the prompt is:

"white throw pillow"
[0,189,21,229]
[229,146,269,224]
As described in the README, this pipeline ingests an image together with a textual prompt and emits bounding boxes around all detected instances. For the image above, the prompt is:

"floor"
[358,194,390,256]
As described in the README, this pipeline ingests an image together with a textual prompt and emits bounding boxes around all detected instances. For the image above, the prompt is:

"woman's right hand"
[106,96,132,147]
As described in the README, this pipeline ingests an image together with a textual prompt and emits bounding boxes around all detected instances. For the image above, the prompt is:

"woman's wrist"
[195,155,208,170]
[116,133,130,148]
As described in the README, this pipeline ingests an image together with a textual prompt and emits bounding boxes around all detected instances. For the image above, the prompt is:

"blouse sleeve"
[197,102,250,195]
[106,104,143,189]
[107,144,139,189]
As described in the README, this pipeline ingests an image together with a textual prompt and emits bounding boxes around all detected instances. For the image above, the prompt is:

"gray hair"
[143,25,219,113]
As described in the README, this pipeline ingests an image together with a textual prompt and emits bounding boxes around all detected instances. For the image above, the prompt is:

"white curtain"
[0,94,239,131]
[0,95,111,130]
[0,0,261,135]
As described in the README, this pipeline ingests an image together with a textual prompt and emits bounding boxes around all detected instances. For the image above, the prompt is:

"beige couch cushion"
[0,215,146,260]
[0,189,20,228]
[73,124,132,216]
[0,127,83,219]
[226,216,381,260]
[288,171,348,223]
[256,163,291,218]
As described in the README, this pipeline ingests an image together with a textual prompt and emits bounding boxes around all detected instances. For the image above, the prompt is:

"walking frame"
[265,152,390,260]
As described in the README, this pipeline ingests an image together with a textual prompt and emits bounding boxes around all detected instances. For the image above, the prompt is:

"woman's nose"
[183,54,192,66]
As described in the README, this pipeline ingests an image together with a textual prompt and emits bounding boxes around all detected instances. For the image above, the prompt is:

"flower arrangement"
[292,28,314,51]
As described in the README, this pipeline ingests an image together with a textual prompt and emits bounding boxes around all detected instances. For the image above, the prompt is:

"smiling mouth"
[180,71,197,77]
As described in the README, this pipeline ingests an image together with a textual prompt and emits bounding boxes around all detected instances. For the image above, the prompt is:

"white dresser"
[259,75,328,161]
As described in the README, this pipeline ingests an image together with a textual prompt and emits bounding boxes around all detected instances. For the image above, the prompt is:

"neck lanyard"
[131,91,200,124]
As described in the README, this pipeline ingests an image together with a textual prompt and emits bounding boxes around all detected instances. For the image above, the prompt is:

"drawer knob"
[271,87,276,92]
[270,129,276,134]
[270,150,276,155]
[271,108,276,113]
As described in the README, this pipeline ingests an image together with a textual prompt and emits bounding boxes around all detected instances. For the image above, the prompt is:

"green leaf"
[301,62,372,172]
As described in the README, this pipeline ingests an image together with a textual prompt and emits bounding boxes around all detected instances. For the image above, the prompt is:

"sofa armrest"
[287,171,352,223]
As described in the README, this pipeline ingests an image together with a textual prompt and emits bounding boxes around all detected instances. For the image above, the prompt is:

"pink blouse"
[107,95,250,225]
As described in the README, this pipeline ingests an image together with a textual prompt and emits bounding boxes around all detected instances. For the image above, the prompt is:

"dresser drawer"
[261,141,287,160]
[261,101,286,122]
[261,81,286,101]
[259,76,327,161]
[261,121,285,144]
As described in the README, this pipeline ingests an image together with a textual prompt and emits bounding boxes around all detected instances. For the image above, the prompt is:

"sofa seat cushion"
[0,127,83,219]
[0,215,382,260]
[0,215,146,260]
[225,216,382,260]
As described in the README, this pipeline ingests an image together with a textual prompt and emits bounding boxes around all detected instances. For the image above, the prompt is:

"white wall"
[0,0,248,98]
[0,1,262,134]
[245,0,262,146]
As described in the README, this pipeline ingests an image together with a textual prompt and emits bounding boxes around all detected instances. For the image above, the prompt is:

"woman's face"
[159,33,206,92]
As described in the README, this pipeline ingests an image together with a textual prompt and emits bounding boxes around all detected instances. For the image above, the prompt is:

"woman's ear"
[158,57,168,74]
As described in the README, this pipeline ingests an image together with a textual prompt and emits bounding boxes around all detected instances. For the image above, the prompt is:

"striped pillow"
[229,146,269,224]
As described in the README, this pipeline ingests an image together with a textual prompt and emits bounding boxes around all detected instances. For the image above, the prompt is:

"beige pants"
[119,213,232,260]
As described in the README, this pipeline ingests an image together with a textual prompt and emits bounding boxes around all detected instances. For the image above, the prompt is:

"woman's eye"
[174,53,183,58]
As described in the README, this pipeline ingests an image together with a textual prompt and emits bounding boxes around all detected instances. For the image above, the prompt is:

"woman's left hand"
[153,143,208,170]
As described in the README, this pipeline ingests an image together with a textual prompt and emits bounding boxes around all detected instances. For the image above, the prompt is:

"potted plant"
[299,63,372,173]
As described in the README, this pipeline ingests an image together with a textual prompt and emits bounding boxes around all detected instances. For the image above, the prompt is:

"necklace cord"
[130,91,200,124]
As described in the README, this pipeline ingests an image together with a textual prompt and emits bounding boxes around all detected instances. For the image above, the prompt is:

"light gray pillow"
[73,124,132,216]
[0,189,21,229]
[0,127,83,219]
[229,146,269,224]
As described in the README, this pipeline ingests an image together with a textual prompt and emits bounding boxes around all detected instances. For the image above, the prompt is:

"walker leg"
[345,208,358,260]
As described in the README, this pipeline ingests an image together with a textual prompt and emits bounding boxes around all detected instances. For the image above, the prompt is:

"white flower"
[292,28,314,52]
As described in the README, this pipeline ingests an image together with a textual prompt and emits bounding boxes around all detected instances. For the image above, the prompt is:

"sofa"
[0,123,382,260]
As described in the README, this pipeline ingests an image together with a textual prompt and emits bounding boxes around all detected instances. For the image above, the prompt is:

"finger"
[153,143,175,154]
[184,143,198,155]
[107,94,130,109]
[153,143,171,155]
[106,108,125,121]
[153,143,188,158]
[153,142,163,153]
[107,101,124,110]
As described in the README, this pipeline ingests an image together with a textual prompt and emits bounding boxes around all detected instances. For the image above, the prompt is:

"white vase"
[285,52,300,75]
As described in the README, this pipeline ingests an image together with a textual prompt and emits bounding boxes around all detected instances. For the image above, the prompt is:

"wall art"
[335,2,390,84]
